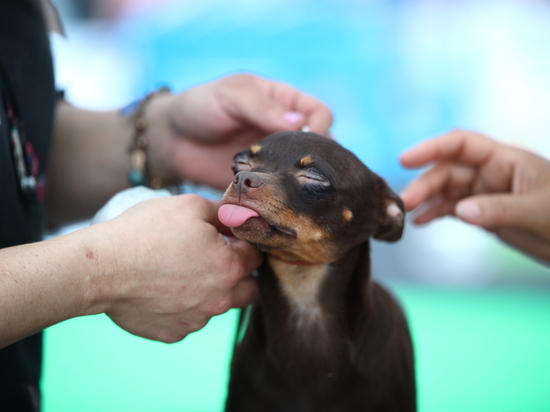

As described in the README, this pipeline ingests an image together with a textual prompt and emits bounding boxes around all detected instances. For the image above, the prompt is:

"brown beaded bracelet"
[127,86,170,189]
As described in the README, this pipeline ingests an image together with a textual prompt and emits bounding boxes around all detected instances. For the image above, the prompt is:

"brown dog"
[218,131,415,412]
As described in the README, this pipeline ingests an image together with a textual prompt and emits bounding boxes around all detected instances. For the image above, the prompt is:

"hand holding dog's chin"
[86,194,260,343]
[400,129,550,263]
[143,73,332,189]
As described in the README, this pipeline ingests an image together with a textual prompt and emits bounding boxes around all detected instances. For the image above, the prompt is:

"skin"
[400,129,550,263]
[0,73,333,349]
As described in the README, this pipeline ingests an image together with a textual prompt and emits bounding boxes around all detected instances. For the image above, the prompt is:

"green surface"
[42,285,550,412]
[401,286,550,412]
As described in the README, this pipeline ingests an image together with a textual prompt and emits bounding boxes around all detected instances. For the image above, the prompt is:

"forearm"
[0,194,259,348]
[0,227,110,348]
[47,101,134,226]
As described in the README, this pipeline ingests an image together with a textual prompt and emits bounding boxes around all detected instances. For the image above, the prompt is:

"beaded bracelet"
[126,86,170,188]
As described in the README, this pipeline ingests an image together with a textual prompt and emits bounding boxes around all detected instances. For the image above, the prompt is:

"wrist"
[61,223,123,317]
[123,87,181,189]
[144,91,182,185]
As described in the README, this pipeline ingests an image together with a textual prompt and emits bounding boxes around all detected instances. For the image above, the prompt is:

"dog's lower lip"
[251,216,296,238]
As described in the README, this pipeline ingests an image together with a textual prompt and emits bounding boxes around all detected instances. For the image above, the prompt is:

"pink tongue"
[218,204,260,228]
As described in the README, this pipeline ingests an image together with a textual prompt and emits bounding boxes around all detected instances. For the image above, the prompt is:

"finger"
[216,222,262,278]
[207,200,236,234]
[270,81,333,135]
[286,92,332,135]
[227,75,333,135]
[496,228,550,264]
[226,238,262,275]
[231,276,259,308]
[302,101,333,136]
[177,315,210,335]
[226,85,305,134]
[400,162,476,210]
[410,195,457,224]
[455,194,543,232]
[180,195,233,234]
[176,196,241,240]
[400,130,501,169]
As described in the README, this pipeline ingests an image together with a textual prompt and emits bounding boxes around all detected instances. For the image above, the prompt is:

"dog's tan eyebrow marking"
[343,208,353,222]
[249,145,262,155]
[299,156,313,166]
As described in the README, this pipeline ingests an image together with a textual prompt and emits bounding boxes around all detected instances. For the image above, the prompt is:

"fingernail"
[283,111,304,125]
[398,190,417,211]
[456,200,480,223]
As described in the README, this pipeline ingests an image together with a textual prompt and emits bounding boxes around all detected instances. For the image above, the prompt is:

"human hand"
[400,130,550,263]
[91,194,260,343]
[145,73,333,189]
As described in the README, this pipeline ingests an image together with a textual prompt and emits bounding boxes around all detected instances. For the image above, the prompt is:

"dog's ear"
[373,176,405,242]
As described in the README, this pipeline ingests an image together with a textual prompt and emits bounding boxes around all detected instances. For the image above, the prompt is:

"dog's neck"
[252,244,370,379]
[267,256,329,329]
[264,244,368,334]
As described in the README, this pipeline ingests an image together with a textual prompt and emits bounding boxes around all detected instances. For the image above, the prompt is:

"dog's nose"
[233,171,262,193]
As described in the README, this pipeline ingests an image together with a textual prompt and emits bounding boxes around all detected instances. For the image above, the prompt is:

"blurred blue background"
[44,0,550,411]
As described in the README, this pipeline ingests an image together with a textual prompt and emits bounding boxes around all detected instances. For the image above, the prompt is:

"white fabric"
[91,186,171,225]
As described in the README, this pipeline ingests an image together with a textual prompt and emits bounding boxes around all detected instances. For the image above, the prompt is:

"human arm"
[0,195,259,349]
[399,129,550,263]
[47,73,332,225]
[21,72,330,347]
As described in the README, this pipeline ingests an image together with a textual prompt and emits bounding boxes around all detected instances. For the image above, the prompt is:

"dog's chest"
[264,259,353,371]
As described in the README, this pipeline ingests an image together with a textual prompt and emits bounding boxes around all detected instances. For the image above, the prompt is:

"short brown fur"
[221,131,415,412]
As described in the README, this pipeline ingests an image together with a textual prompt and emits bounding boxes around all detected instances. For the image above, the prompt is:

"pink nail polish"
[283,111,303,125]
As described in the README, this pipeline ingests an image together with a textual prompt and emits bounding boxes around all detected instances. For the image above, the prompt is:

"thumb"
[455,194,539,231]
[228,88,305,133]
[225,235,263,275]
[231,275,259,308]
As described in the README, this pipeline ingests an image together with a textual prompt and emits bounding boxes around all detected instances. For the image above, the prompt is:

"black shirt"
[0,0,56,410]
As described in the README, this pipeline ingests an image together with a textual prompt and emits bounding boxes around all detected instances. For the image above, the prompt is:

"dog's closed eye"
[296,168,331,186]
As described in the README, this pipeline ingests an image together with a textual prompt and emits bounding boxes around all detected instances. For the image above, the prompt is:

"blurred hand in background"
[400,130,550,263]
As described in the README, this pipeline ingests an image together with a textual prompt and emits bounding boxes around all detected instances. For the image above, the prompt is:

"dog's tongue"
[218,204,260,228]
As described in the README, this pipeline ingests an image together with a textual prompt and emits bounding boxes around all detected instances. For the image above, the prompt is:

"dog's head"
[218,131,405,264]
